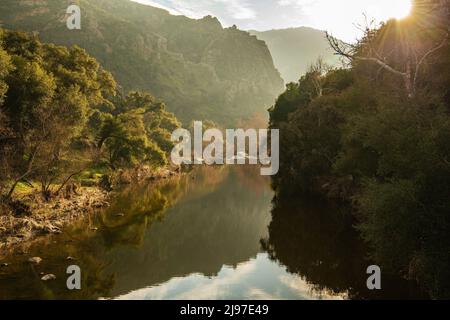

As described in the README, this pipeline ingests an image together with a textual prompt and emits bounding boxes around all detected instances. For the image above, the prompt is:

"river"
[0,166,426,299]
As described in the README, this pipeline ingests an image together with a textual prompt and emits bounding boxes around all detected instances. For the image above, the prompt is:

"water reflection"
[116,254,344,300]
[0,166,426,299]
[263,194,427,300]
[103,166,273,297]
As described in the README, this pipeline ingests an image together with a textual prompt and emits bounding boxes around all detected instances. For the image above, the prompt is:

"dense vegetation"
[0,0,284,126]
[0,29,180,203]
[269,5,450,298]
[250,27,341,83]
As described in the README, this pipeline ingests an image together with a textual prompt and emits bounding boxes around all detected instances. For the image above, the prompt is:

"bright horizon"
[132,0,412,42]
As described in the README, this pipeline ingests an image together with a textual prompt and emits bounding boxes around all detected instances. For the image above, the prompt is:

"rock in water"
[41,274,56,281]
[28,257,43,265]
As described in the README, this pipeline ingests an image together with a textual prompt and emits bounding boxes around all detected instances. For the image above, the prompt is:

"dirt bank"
[0,187,110,252]
[0,167,181,253]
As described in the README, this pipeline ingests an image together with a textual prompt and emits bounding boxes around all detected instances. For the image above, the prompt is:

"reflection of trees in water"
[2,167,426,299]
[0,176,188,299]
[2,167,268,299]
[103,166,273,296]
[0,222,116,299]
[95,165,271,250]
[263,194,428,300]
[97,189,171,248]
[95,166,231,249]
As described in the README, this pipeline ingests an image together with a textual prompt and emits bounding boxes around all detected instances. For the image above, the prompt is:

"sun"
[387,0,413,19]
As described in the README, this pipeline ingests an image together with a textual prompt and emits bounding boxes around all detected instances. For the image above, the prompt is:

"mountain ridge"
[0,0,284,126]
[250,27,342,83]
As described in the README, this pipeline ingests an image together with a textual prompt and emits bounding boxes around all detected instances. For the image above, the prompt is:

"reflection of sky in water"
[116,253,346,300]
[0,167,425,299]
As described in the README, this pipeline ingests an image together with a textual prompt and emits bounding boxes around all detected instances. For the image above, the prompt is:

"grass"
[12,182,36,197]
[3,165,111,198]
[75,165,110,187]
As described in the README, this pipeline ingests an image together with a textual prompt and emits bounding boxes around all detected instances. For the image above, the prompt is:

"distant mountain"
[250,27,342,83]
[0,0,284,126]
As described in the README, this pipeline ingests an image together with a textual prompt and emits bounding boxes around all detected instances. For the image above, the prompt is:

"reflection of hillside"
[97,188,172,248]
[0,168,428,299]
[104,166,273,297]
[176,166,229,204]
[235,165,270,197]
[264,194,427,299]
[95,166,230,249]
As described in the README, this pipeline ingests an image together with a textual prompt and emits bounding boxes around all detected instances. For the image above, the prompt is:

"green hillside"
[0,0,284,126]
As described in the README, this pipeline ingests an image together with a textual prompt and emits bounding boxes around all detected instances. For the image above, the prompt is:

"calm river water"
[0,166,426,299]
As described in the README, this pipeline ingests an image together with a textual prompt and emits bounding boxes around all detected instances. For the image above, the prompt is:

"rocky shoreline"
[0,167,181,254]
[0,187,110,253]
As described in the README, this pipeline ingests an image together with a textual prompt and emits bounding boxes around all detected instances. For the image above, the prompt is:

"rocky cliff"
[0,0,284,126]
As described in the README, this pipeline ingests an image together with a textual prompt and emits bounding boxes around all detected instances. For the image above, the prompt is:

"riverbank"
[0,167,180,254]
[0,187,109,252]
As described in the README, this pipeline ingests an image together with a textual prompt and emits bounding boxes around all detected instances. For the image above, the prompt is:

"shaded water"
[0,166,426,299]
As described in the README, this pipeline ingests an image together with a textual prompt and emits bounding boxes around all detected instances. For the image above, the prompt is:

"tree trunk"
[55,170,83,196]
[404,64,415,98]
[6,170,32,199]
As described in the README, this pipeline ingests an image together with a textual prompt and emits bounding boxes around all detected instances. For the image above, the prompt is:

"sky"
[132,0,412,42]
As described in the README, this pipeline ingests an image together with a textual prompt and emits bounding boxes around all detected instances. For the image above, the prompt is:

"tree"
[307,57,333,98]
[270,7,450,297]
[0,32,12,104]
[0,31,14,195]
[0,29,116,199]
[95,91,176,169]
[326,13,448,98]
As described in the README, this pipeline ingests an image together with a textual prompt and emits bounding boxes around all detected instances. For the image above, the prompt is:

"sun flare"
[386,0,413,19]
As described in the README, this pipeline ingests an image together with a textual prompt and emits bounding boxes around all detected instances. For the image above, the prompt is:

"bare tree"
[307,57,332,98]
[326,18,448,98]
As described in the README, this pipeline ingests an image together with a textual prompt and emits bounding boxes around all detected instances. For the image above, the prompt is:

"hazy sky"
[132,0,412,42]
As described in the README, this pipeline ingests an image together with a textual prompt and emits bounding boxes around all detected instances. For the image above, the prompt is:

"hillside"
[250,27,342,83]
[0,0,284,126]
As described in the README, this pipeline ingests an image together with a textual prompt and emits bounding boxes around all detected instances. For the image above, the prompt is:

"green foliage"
[0,0,284,126]
[270,66,353,193]
[270,13,450,297]
[0,29,181,199]
[94,91,179,169]
[273,95,345,193]
[0,34,13,104]
[0,29,119,198]
[357,179,423,271]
